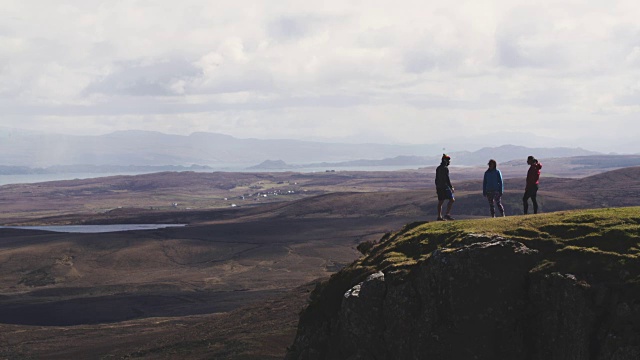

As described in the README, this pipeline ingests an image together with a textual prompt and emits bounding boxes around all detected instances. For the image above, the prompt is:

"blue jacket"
[483,168,503,196]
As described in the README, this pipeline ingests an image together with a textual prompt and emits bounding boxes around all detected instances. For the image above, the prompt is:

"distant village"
[168,180,304,210]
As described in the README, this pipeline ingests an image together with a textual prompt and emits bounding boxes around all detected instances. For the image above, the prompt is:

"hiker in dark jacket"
[523,155,542,214]
[483,159,505,217]
[435,154,455,221]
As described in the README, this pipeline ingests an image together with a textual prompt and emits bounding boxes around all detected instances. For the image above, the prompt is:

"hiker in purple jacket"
[483,159,505,217]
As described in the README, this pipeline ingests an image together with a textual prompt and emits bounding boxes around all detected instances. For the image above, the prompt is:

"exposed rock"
[286,238,640,360]
[340,271,387,359]
[528,272,594,360]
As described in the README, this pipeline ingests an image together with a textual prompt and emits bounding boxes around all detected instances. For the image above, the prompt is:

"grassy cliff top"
[305,207,640,321]
[358,207,640,285]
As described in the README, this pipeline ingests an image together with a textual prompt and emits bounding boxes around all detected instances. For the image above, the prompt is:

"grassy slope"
[304,207,640,322]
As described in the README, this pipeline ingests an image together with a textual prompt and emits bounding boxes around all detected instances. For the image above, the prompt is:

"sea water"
[0,165,431,186]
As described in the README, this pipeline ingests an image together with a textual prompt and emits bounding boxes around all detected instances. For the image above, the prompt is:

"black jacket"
[435,163,452,189]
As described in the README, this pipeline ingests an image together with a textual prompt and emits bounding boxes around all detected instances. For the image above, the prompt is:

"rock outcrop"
[285,236,640,360]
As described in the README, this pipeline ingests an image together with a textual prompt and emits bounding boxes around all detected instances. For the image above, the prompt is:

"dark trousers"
[523,185,539,214]
[486,192,504,217]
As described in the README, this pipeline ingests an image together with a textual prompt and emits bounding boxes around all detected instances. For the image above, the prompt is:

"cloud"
[494,6,570,69]
[84,57,202,97]
[267,15,332,41]
[0,0,639,152]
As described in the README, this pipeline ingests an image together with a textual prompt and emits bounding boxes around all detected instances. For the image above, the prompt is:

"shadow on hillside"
[0,289,281,326]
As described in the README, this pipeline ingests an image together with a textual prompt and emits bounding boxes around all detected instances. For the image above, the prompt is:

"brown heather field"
[0,166,639,359]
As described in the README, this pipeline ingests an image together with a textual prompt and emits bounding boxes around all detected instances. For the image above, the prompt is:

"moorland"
[0,163,639,359]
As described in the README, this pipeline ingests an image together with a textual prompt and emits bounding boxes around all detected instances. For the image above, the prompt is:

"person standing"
[435,154,455,221]
[483,159,505,217]
[523,155,542,214]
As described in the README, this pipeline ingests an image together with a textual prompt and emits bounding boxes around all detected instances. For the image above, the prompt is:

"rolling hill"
[0,128,610,171]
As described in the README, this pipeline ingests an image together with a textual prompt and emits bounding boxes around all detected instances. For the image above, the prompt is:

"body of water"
[0,166,431,186]
[0,224,186,233]
[0,172,157,186]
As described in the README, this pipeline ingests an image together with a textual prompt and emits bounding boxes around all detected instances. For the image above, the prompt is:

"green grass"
[363,207,637,260]
[356,207,640,282]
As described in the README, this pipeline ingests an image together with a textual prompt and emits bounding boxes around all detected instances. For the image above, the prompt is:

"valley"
[0,166,639,358]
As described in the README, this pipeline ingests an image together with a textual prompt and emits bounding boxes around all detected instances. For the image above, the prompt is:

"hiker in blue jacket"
[483,159,505,217]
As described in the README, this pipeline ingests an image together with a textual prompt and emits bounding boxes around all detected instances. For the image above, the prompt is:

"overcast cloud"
[1,0,640,152]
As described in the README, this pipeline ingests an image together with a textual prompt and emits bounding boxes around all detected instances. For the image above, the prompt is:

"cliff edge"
[285,208,640,360]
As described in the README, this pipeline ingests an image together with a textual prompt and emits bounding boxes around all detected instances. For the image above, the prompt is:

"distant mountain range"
[0,128,606,171]
[0,129,441,168]
[249,145,603,169]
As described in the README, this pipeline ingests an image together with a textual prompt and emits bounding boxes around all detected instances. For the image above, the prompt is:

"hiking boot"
[444,215,455,221]
[436,217,445,221]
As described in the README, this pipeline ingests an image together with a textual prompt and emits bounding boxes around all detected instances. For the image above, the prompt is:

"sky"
[1,0,640,152]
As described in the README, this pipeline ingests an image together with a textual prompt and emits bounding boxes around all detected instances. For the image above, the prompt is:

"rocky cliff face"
[285,235,640,360]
